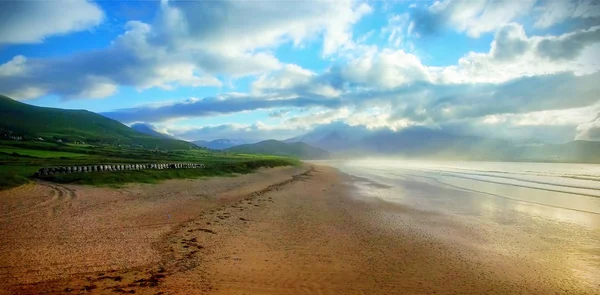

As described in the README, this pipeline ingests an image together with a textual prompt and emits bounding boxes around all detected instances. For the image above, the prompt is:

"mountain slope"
[0,94,195,150]
[225,140,330,159]
[285,122,369,151]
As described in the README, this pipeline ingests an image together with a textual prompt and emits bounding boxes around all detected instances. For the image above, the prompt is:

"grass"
[0,147,86,158]
[0,141,300,190]
[46,158,298,187]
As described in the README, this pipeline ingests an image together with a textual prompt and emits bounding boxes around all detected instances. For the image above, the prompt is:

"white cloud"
[0,0,104,44]
[252,64,342,98]
[382,13,410,48]
[285,107,353,128]
[0,55,28,76]
[156,0,372,57]
[77,76,118,98]
[252,65,315,93]
[432,24,600,84]
[340,48,431,88]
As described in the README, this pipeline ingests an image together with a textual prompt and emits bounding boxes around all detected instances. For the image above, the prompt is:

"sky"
[1,0,599,143]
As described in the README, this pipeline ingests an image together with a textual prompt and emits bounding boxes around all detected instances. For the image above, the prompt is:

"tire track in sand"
[0,182,77,220]
[4,167,313,295]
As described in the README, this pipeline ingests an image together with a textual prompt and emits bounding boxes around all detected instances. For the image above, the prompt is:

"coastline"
[1,164,598,294]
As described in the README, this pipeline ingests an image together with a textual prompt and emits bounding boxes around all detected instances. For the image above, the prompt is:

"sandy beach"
[1,164,598,294]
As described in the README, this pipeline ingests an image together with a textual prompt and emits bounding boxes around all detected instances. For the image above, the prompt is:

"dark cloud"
[392,72,600,122]
[102,95,342,123]
[491,24,530,60]
[576,113,600,141]
[102,72,600,128]
[536,26,600,60]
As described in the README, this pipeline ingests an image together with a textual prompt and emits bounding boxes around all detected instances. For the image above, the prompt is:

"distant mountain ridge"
[193,139,252,150]
[0,94,195,150]
[286,123,600,163]
[225,140,330,159]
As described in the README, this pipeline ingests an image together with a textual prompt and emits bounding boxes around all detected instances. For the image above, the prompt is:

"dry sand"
[1,165,597,294]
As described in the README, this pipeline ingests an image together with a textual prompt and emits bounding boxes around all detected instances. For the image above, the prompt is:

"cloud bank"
[2,0,600,143]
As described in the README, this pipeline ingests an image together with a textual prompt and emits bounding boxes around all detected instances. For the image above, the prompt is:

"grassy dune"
[0,140,299,190]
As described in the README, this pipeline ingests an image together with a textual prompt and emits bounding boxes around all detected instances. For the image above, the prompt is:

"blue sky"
[1,0,599,142]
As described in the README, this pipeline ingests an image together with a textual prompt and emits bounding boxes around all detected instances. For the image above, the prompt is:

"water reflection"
[321,159,600,289]
[331,160,600,229]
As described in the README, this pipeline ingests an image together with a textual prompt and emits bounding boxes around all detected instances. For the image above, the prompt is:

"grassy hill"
[0,94,194,150]
[226,140,330,159]
[0,95,301,190]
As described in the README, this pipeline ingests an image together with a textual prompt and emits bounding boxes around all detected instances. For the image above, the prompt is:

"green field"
[0,95,300,190]
[0,140,299,190]
[0,147,87,158]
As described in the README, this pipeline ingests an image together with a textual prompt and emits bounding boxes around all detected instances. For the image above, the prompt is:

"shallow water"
[316,159,600,289]
[325,160,600,228]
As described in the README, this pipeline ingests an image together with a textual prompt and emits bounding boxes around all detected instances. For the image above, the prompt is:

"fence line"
[34,163,205,177]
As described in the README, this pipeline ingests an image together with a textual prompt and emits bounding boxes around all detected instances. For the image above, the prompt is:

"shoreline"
[2,164,598,294]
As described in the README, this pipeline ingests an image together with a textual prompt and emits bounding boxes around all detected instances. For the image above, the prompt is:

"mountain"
[193,139,252,150]
[0,94,196,150]
[225,140,330,159]
[130,123,174,139]
[288,123,600,163]
[285,122,369,151]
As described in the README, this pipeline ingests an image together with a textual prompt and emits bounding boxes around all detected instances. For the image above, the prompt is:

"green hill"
[226,140,330,159]
[0,94,194,150]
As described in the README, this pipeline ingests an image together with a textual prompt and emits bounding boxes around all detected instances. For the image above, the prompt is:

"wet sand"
[1,165,598,294]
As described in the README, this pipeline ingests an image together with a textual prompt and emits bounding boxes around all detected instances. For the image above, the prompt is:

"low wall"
[34,163,205,177]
